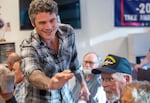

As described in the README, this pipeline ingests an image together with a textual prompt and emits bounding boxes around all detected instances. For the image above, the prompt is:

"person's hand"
[49,70,74,90]
[79,82,90,101]
[134,64,142,70]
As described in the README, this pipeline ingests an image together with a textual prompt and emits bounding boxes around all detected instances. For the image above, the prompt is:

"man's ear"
[124,75,132,83]
[31,21,35,27]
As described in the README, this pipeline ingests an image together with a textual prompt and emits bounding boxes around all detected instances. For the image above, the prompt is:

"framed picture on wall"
[19,0,81,30]
[0,42,15,63]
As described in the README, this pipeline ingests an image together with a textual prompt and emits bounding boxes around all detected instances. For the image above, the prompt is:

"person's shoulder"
[20,30,39,47]
[20,35,32,46]
[58,23,73,29]
[58,23,74,33]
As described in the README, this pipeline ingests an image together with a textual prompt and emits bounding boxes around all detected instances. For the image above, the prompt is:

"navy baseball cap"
[92,54,132,75]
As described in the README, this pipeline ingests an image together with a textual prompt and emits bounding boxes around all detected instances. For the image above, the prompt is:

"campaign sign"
[115,0,150,27]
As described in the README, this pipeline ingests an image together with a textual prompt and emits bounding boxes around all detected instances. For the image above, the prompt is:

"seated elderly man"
[121,80,150,103]
[92,54,132,103]
[0,52,22,103]
[7,52,25,103]
[73,52,106,103]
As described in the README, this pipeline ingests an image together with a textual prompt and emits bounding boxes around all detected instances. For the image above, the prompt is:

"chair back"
[137,68,150,81]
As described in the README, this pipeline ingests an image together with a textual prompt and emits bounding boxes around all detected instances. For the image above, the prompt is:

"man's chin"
[106,92,119,102]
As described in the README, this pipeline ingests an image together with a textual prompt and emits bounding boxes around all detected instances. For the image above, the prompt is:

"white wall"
[128,33,150,63]
[0,0,150,63]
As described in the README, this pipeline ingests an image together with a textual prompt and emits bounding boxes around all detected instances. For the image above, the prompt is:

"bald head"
[7,52,20,71]
[7,53,24,84]
[83,52,100,63]
[7,53,20,64]
[83,52,101,69]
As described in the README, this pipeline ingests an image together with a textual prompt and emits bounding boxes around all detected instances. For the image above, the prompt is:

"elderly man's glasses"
[83,61,97,65]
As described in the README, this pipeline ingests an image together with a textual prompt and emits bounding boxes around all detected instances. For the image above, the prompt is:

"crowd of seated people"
[0,51,150,103]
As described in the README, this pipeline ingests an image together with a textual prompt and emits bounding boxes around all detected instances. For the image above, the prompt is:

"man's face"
[101,73,126,102]
[121,87,135,103]
[31,12,58,41]
[83,54,99,70]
